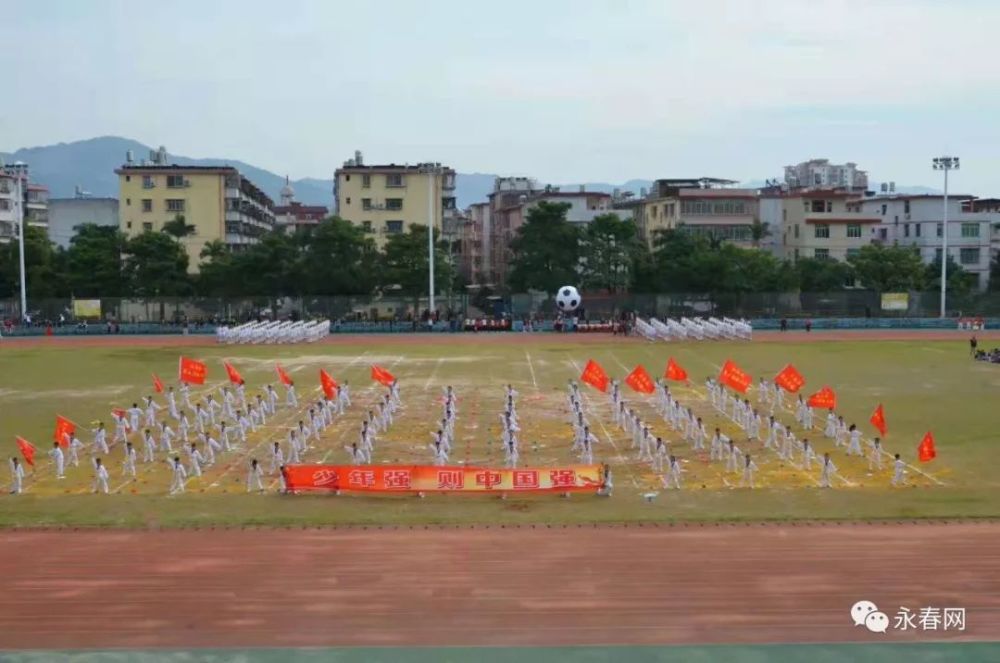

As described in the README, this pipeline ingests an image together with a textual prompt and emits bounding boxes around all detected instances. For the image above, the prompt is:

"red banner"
[16,436,36,467]
[580,359,610,393]
[625,365,655,394]
[918,431,936,462]
[282,464,604,494]
[320,369,338,399]
[807,386,837,409]
[53,415,75,446]
[774,364,805,393]
[179,357,207,385]
[870,403,888,436]
[152,373,164,394]
[718,359,752,393]
[224,361,243,385]
[664,357,688,382]
[371,364,396,387]
[275,363,293,386]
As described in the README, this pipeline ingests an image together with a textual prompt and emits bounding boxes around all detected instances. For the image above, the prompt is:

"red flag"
[319,369,339,399]
[718,359,752,394]
[918,431,936,462]
[111,407,126,420]
[276,363,293,386]
[664,357,688,382]
[624,365,655,394]
[152,373,164,393]
[806,386,837,409]
[16,436,35,467]
[870,404,887,436]
[224,361,243,385]
[178,356,207,385]
[54,415,76,447]
[580,359,610,393]
[371,364,395,387]
[773,364,805,393]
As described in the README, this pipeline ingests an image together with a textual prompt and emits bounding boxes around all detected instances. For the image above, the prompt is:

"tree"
[196,240,238,297]
[507,202,581,293]
[794,257,855,291]
[295,217,380,295]
[123,230,191,297]
[750,220,771,248]
[228,231,301,296]
[162,214,196,240]
[924,255,976,296]
[580,213,641,292]
[0,225,66,300]
[381,224,454,311]
[63,224,128,297]
[847,244,925,292]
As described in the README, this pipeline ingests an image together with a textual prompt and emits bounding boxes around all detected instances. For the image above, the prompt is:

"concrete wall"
[48,198,119,248]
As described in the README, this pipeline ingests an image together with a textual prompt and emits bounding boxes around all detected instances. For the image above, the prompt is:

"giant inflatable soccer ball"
[556,285,581,312]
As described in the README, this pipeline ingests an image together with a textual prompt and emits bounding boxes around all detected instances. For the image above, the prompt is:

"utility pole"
[932,156,959,318]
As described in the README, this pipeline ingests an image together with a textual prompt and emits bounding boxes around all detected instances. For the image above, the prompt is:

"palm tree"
[162,214,196,240]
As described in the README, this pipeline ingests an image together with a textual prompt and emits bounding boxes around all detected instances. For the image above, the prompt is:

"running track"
[0,522,997,649]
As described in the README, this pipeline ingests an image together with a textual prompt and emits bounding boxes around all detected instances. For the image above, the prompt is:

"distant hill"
[0,136,941,210]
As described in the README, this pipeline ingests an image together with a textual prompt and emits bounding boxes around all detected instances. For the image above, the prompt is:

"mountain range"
[0,136,938,209]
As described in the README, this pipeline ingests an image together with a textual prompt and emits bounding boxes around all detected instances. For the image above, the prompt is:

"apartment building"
[858,194,996,291]
[333,151,457,248]
[635,178,759,247]
[776,189,881,262]
[48,197,119,248]
[117,153,275,271]
[785,159,868,192]
[0,164,49,241]
[274,178,328,235]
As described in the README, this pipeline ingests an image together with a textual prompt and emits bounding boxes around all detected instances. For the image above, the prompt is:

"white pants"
[92,477,109,494]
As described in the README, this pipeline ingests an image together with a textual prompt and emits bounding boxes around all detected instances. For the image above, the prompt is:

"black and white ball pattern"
[556,285,581,312]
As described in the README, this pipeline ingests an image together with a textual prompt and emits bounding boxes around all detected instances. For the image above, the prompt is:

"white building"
[785,159,868,192]
[858,194,995,291]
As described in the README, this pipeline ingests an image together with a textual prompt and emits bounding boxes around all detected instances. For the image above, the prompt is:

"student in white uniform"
[180,383,193,409]
[142,429,157,463]
[144,396,163,428]
[205,395,221,426]
[285,380,298,408]
[112,411,130,443]
[92,458,110,494]
[666,455,683,489]
[122,441,137,479]
[651,437,668,472]
[819,453,837,488]
[740,453,759,488]
[158,422,176,454]
[891,453,906,486]
[847,424,863,456]
[166,386,179,420]
[177,412,191,444]
[187,442,204,477]
[430,439,449,466]
[49,442,65,479]
[868,437,883,471]
[338,381,351,409]
[343,442,365,465]
[824,409,837,438]
[246,458,265,492]
[127,402,143,435]
[68,434,85,467]
[802,405,814,431]
[9,457,25,494]
[725,439,741,473]
[269,441,285,474]
[169,456,188,495]
[801,439,816,470]
[92,423,109,455]
[266,385,279,414]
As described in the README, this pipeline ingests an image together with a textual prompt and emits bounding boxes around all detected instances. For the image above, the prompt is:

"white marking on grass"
[525,351,539,390]
[423,358,443,392]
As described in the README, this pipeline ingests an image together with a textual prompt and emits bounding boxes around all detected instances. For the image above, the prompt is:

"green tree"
[295,217,379,295]
[847,244,925,292]
[924,255,976,296]
[794,257,855,291]
[162,214,196,240]
[507,202,581,293]
[381,224,454,311]
[750,219,771,248]
[229,231,302,296]
[196,240,238,297]
[580,213,641,292]
[63,224,127,297]
[0,225,66,300]
[123,230,191,296]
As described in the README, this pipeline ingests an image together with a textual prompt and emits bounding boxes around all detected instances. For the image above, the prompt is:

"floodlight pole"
[932,156,959,318]
[14,166,28,322]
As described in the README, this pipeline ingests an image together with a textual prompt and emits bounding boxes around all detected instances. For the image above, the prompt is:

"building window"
[937,223,943,238]
[125,175,131,183]
[935,248,943,262]
[141,199,152,212]
[362,198,372,211]
[915,223,921,237]
[879,228,887,240]
[386,220,403,234]
[814,248,830,260]
[782,208,787,222]
[126,221,132,230]
[0,200,9,211]
[846,224,861,238]
[386,174,404,188]
[960,248,980,265]
[166,175,186,188]
[166,199,186,212]
[361,221,373,234]
[904,223,910,238]
[362,174,371,188]
[385,198,403,211]
[904,200,910,214]
[846,248,860,259]
[126,198,131,206]
[667,203,675,216]
[814,224,830,238]
[881,204,887,215]
[142,175,155,189]
[142,222,153,232]
[346,197,351,205]
[961,223,979,238]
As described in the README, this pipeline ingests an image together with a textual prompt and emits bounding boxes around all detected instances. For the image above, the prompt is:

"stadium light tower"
[8,162,29,322]
[420,163,441,315]
[932,156,959,318]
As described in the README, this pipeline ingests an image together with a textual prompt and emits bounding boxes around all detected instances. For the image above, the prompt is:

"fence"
[3,291,1000,325]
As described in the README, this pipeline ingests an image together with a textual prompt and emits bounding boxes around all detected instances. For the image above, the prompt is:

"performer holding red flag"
[870,404,888,436]
[371,364,395,387]
[806,386,836,410]
[580,359,610,392]
[773,364,805,393]
[16,436,36,468]
[664,357,688,383]
[178,357,207,385]
[54,415,76,447]
[625,365,655,394]
[276,363,297,407]
[224,361,243,385]
[718,359,752,394]
[320,369,339,399]
[152,373,164,394]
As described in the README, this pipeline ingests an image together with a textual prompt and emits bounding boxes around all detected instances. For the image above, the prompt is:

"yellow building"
[334,152,456,248]
[116,163,275,272]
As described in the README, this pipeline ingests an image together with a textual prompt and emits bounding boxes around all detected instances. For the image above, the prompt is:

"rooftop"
[336,163,455,174]
[115,164,239,174]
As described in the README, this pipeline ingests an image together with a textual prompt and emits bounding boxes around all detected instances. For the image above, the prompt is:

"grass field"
[1,333,997,527]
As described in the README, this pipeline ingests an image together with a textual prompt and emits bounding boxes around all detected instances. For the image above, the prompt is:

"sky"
[2,0,999,193]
